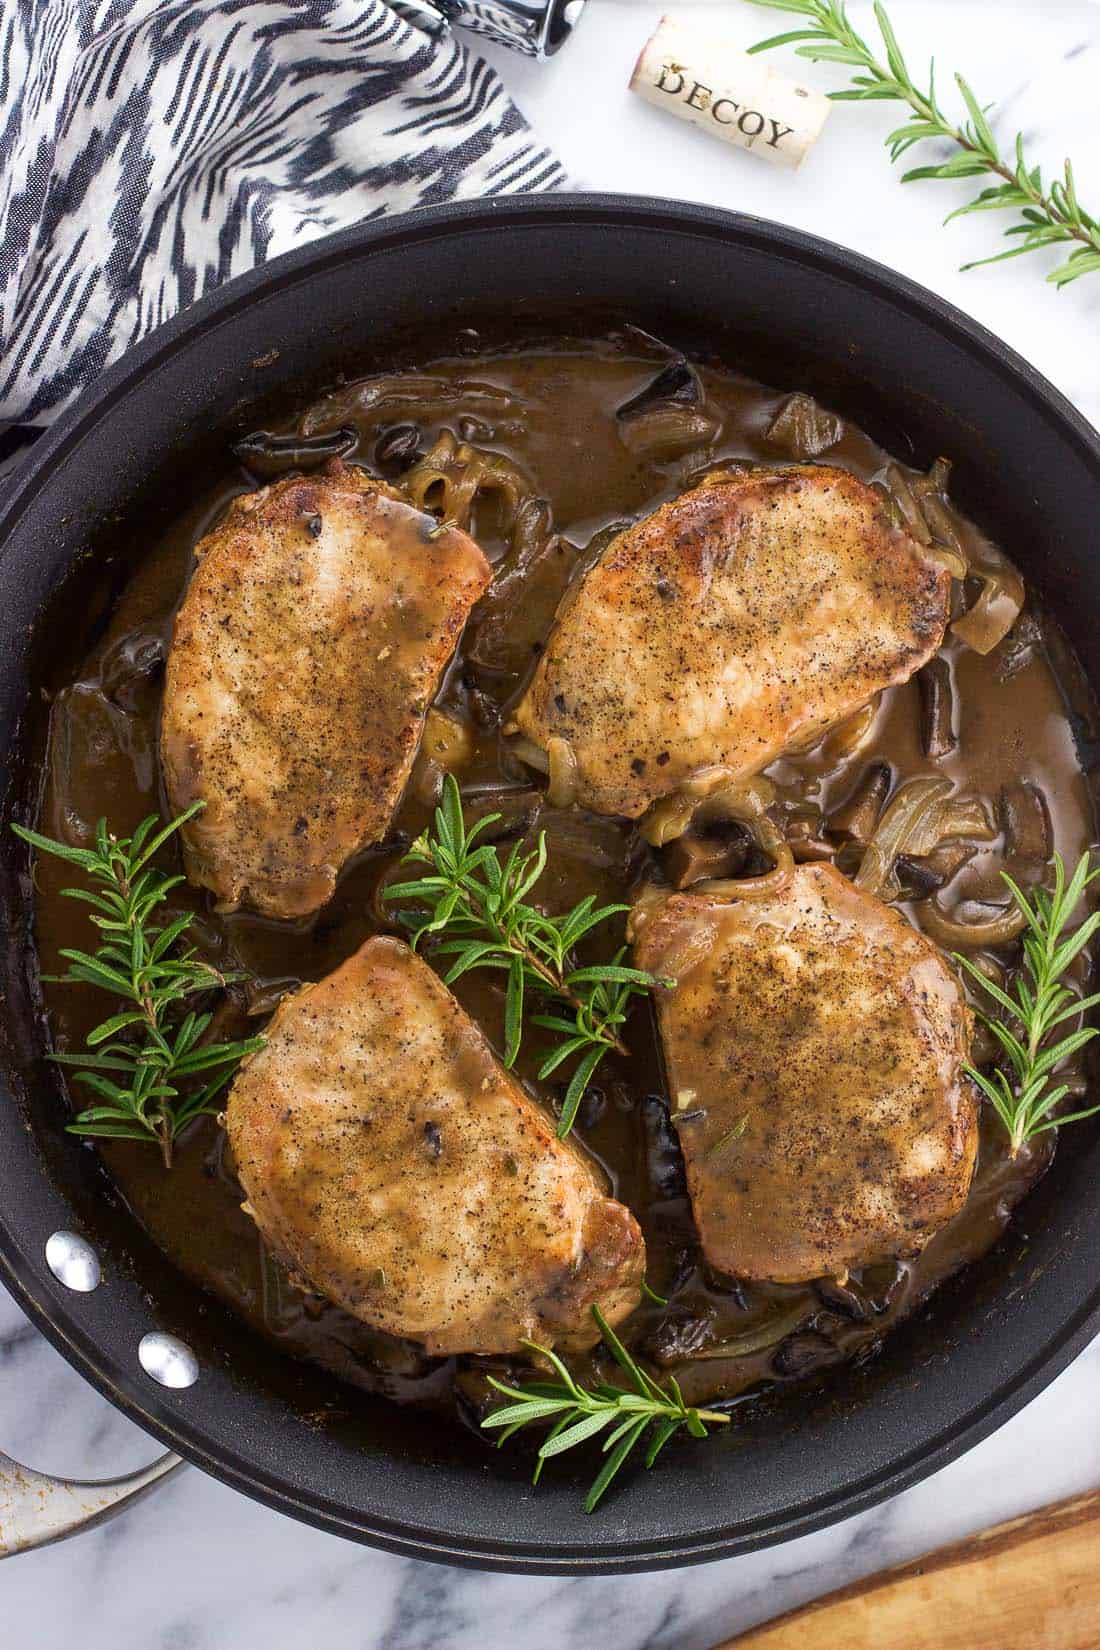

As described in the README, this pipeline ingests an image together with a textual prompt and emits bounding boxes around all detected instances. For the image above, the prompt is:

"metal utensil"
[396,0,587,57]
[0,1446,182,1557]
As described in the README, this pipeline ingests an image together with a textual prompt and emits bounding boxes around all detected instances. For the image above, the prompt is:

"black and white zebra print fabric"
[0,0,565,432]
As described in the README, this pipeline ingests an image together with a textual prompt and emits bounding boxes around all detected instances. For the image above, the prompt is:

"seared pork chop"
[226,937,645,1356]
[512,466,950,818]
[631,864,976,1282]
[162,460,491,918]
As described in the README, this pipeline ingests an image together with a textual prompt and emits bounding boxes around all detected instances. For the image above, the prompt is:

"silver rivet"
[138,1332,200,1389]
[45,1231,101,1293]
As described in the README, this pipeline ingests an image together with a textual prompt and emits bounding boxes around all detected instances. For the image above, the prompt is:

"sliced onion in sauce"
[692,843,795,901]
[300,373,517,436]
[906,795,995,858]
[951,564,1026,655]
[881,459,970,580]
[923,543,970,580]
[639,793,697,847]
[507,733,549,776]
[765,393,843,459]
[687,1306,812,1361]
[884,464,932,544]
[545,736,579,808]
[855,779,995,903]
[411,756,445,806]
[618,405,720,461]
[422,709,474,772]
[855,777,952,899]
[821,697,880,762]
[403,428,536,542]
[917,896,1028,950]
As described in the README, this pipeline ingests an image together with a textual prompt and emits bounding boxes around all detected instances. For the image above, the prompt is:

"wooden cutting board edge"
[713,1489,1100,1650]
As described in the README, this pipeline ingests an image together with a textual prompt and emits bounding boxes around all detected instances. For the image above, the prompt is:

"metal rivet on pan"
[45,1231,102,1293]
[138,1332,200,1389]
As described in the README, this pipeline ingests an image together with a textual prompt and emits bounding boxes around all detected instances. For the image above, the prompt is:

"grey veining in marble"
[3,4,1099,1646]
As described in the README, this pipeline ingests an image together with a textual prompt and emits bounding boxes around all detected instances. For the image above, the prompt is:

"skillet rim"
[1,193,1098,1573]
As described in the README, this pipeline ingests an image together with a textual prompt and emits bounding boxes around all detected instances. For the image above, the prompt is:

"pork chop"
[161,460,491,918]
[512,466,950,818]
[226,936,645,1356]
[631,864,976,1282]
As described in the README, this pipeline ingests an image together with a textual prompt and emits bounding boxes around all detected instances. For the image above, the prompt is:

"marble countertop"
[3,3,1099,1645]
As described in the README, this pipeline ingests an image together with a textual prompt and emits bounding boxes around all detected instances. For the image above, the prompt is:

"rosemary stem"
[746,0,1100,284]
[11,807,264,1163]
[898,101,1092,259]
[156,1116,173,1170]
[112,842,176,1162]
[461,883,630,1058]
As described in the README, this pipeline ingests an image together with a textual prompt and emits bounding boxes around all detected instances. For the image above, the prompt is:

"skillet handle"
[0,1445,183,1556]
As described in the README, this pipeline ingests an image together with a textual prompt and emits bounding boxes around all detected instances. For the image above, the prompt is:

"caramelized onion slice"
[692,843,795,902]
[765,393,843,459]
[923,543,970,580]
[422,709,473,772]
[907,796,995,856]
[883,464,932,545]
[686,1305,811,1361]
[917,897,1028,950]
[507,733,549,776]
[545,736,579,808]
[683,778,793,900]
[855,777,995,902]
[404,429,532,530]
[880,458,970,578]
[233,426,357,478]
[951,563,1026,655]
[639,793,697,848]
[618,405,720,461]
[821,697,880,762]
[410,712,473,808]
[300,373,517,436]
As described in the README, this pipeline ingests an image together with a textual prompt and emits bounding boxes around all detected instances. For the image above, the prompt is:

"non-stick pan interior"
[1,198,1098,1571]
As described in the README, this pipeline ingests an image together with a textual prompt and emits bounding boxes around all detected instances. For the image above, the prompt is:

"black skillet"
[1,196,1098,1573]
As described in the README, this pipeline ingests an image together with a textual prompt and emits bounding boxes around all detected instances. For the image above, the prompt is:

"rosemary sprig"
[482,1305,730,1512]
[744,0,1100,287]
[384,776,670,1138]
[956,852,1100,1156]
[11,806,264,1167]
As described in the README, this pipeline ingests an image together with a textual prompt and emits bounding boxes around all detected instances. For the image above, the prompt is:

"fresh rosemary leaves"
[956,852,1100,1155]
[384,776,671,1138]
[482,1305,730,1512]
[12,805,263,1166]
[745,1,1100,287]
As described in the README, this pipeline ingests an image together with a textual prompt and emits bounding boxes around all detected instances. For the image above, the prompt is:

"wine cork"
[630,15,831,170]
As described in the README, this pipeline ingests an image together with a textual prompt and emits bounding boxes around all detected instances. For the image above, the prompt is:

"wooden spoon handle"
[717,1490,1100,1650]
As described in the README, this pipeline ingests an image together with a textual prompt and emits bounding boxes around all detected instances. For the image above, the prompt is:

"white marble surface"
[3,3,1100,1645]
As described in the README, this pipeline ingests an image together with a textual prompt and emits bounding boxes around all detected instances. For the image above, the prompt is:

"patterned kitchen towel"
[0,0,566,432]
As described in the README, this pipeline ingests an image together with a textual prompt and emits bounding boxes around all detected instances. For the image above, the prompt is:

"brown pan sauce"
[30,333,1097,1429]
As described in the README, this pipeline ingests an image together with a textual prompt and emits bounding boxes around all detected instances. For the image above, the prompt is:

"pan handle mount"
[0,1445,183,1556]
